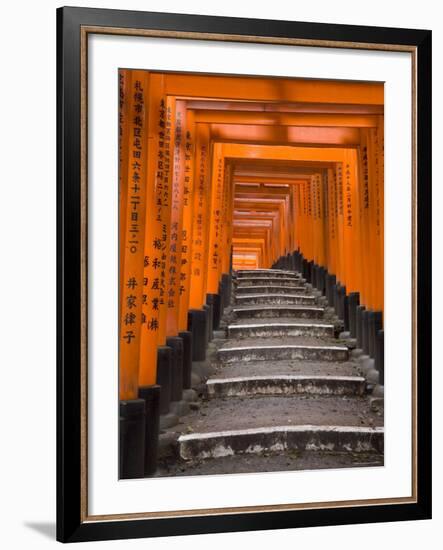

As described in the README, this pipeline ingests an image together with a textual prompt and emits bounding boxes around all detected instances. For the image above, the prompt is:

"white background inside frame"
[88,33,412,516]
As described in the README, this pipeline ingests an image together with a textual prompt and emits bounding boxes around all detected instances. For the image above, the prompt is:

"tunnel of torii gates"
[119,69,384,475]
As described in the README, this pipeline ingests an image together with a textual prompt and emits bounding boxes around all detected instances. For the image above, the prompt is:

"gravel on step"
[177,394,383,434]
[156,450,383,477]
[211,359,363,379]
[228,317,332,327]
[218,335,347,350]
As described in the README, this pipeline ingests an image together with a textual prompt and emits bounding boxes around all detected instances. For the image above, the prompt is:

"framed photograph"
[57,6,432,543]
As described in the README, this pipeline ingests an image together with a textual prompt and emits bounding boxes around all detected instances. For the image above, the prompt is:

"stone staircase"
[157,268,384,476]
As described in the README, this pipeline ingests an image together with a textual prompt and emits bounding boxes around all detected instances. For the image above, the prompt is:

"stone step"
[232,305,325,319]
[235,285,307,295]
[235,277,303,287]
[217,342,349,363]
[235,294,316,306]
[179,393,382,432]
[227,321,334,339]
[157,449,384,476]
[206,374,366,398]
[179,425,384,460]
[236,269,300,279]
[211,358,362,380]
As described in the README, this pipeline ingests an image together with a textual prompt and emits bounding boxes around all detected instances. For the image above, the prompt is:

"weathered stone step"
[235,277,303,287]
[227,321,334,338]
[212,359,362,379]
[217,342,349,363]
[235,285,307,295]
[236,269,300,279]
[235,294,315,306]
[206,374,366,398]
[179,425,384,460]
[232,305,325,319]
[180,393,382,431]
[157,449,383,476]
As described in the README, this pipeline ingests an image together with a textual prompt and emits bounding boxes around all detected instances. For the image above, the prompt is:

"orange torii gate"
[193,111,380,127]
[160,72,383,106]
[119,69,149,402]
[118,69,384,479]
[232,213,275,266]
[163,67,383,301]
[221,143,350,277]
[220,141,383,326]
[187,89,382,306]
[234,182,308,256]
[234,199,289,264]
[163,70,383,315]
[186,99,384,115]
[190,131,382,324]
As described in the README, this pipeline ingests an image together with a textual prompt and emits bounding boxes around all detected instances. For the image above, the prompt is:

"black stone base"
[166,336,184,403]
[119,399,145,479]
[348,292,360,338]
[205,294,215,341]
[156,346,172,415]
[138,385,160,476]
[221,273,231,307]
[188,308,207,361]
[211,292,222,330]
[375,329,385,385]
[272,251,383,369]
[178,330,193,389]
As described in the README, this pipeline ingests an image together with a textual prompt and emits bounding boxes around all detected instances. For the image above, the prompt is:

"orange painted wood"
[163,73,384,105]
[156,95,176,346]
[221,143,348,163]
[188,124,211,309]
[220,163,233,274]
[326,169,338,276]
[341,149,362,294]
[117,68,385,389]
[365,124,384,314]
[209,124,361,147]
[166,100,186,337]
[375,118,384,316]
[187,99,384,115]
[119,70,149,399]
[138,73,166,387]
[118,69,130,337]
[194,111,379,127]
[178,109,196,331]
[206,143,225,294]
[335,164,345,285]
[357,130,372,308]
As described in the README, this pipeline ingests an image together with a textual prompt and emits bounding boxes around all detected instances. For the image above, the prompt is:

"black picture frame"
[57,6,432,543]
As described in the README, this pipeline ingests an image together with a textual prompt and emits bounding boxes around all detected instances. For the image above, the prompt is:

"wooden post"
[139,73,165,387]
[166,100,186,337]
[119,70,149,400]
[178,109,196,331]
[156,96,176,347]
[206,143,225,294]
[189,124,211,310]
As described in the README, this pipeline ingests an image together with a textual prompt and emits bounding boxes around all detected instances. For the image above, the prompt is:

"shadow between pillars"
[272,250,384,389]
